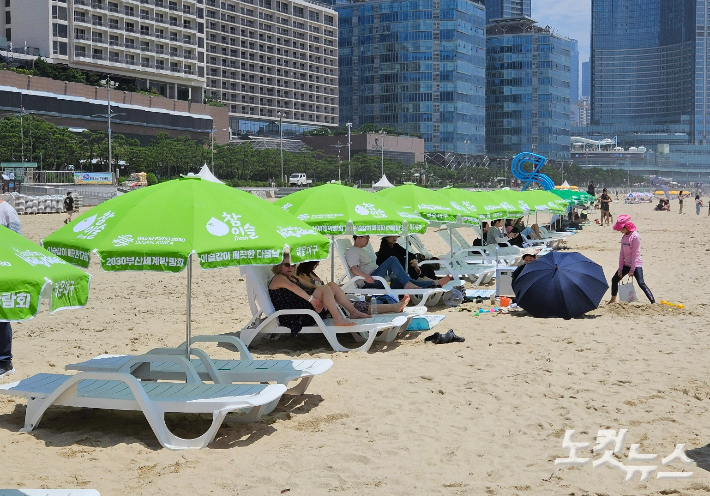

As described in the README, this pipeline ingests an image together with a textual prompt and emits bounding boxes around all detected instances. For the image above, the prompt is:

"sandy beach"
[1,200,709,495]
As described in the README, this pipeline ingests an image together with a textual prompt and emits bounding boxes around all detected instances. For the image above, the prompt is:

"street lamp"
[15,105,28,163]
[379,129,385,177]
[92,77,124,181]
[277,111,284,183]
[330,141,344,181]
[346,122,352,183]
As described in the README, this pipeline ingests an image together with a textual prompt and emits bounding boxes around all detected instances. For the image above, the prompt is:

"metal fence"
[24,171,76,184]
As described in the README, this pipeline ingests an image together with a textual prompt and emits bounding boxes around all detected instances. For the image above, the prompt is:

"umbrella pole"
[331,235,335,282]
[186,253,193,359]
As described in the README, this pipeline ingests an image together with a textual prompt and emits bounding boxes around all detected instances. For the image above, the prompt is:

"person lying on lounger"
[295,260,410,315]
[268,253,367,336]
[344,234,452,289]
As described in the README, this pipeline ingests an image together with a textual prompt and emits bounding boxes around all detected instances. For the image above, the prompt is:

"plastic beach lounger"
[239,266,409,351]
[66,335,333,400]
[0,371,286,450]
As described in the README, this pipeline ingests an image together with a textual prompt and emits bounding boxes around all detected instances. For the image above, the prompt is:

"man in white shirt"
[0,198,21,378]
[344,234,451,289]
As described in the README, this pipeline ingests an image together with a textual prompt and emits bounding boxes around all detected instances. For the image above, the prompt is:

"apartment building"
[3,0,338,137]
[202,0,339,137]
[1,0,205,101]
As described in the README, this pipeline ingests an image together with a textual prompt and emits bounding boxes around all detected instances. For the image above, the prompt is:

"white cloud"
[531,0,591,63]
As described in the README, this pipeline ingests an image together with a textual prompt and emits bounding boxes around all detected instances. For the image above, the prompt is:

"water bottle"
[370,299,378,316]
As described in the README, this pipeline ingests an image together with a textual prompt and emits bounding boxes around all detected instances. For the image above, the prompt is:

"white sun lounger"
[0,365,287,450]
[0,491,100,496]
[402,233,495,286]
[239,266,409,352]
[334,238,447,307]
[66,335,332,403]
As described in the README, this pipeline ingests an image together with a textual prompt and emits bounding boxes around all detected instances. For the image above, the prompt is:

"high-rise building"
[569,39,579,106]
[485,0,531,23]
[0,0,338,137]
[1,0,205,101]
[591,0,694,129]
[331,0,487,154]
[486,17,572,159]
[203,0,340,137]
[581,60,590,98]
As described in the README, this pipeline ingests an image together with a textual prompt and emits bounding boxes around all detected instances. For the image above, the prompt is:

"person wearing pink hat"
[608,215,655,304]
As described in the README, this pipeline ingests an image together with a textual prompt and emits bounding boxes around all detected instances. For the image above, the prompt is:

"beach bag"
[618,279,638,303]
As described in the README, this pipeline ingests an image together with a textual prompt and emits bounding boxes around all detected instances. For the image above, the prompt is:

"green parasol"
[1,227,90,321]
[274,183,428,235]
[376,184,480,225]
[551,189,592,206]
[518,190,567,214]
[437,188,508,220]
[42,176,331,354]
[484,190,526,218]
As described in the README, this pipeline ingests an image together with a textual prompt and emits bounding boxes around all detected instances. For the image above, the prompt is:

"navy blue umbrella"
[512,251,608,319]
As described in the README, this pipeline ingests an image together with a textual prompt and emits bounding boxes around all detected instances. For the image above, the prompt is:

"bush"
[146,173,159,185]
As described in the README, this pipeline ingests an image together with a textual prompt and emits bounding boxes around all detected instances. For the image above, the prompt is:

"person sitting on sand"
[295,261,410,315]
[345,234,452,290]
[269,253,368,336]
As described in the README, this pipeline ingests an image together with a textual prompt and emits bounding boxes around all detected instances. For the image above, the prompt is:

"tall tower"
[332,0,487,154]
[485,0,531,23]
[591,0,695,129]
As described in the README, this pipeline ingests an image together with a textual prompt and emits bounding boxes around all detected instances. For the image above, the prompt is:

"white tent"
[372,174,394,190]
[560,180,571,189]
[197,164,224,184]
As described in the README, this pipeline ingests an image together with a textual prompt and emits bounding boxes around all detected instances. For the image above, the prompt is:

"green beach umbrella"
[42,176,331,354]
[275,183,428,235]
[485,189,526,218]
[552,189,587,206]
[437,188,508,220]
[1,227,90,321]
[376,184,479,225]
[518,190,567,214]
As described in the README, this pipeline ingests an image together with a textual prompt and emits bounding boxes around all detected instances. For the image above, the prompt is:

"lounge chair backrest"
[241,265,277,318]
[334,237,357,283]
[449,227,472,250]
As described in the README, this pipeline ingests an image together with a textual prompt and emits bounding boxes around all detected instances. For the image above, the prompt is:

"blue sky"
[531,0,591,63]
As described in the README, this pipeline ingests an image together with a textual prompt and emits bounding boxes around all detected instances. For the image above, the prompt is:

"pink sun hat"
[612,214,636,232]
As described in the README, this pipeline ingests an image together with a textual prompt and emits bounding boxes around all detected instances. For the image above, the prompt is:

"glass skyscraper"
[591,0,695,128]
[570,39,579,105]
[486,18,572,159]
[485,0,531,23]
[331,0,487,154]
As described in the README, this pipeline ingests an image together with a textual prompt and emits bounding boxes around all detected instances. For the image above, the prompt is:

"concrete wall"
[0,72,231,144]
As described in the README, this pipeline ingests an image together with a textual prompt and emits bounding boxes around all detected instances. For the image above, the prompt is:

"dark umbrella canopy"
[512,251,608,319]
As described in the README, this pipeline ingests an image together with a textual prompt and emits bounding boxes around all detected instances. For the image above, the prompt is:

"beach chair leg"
[323,329,378,352]
[285,376,314,396]
[21,396,52,433]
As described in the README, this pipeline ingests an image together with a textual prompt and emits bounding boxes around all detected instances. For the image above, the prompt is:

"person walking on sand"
[63,192,75,224]
[678,192,684,214]
[0,198,21,377]
[695,194,703,215]
[608,215,655,304]
[600,188,612,225]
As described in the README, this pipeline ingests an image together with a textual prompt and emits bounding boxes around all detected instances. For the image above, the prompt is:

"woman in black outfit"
[268,254,368,336]
[376,235,438,281]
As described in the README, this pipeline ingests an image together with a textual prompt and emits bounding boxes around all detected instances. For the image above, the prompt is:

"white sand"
[1,201,709,495]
